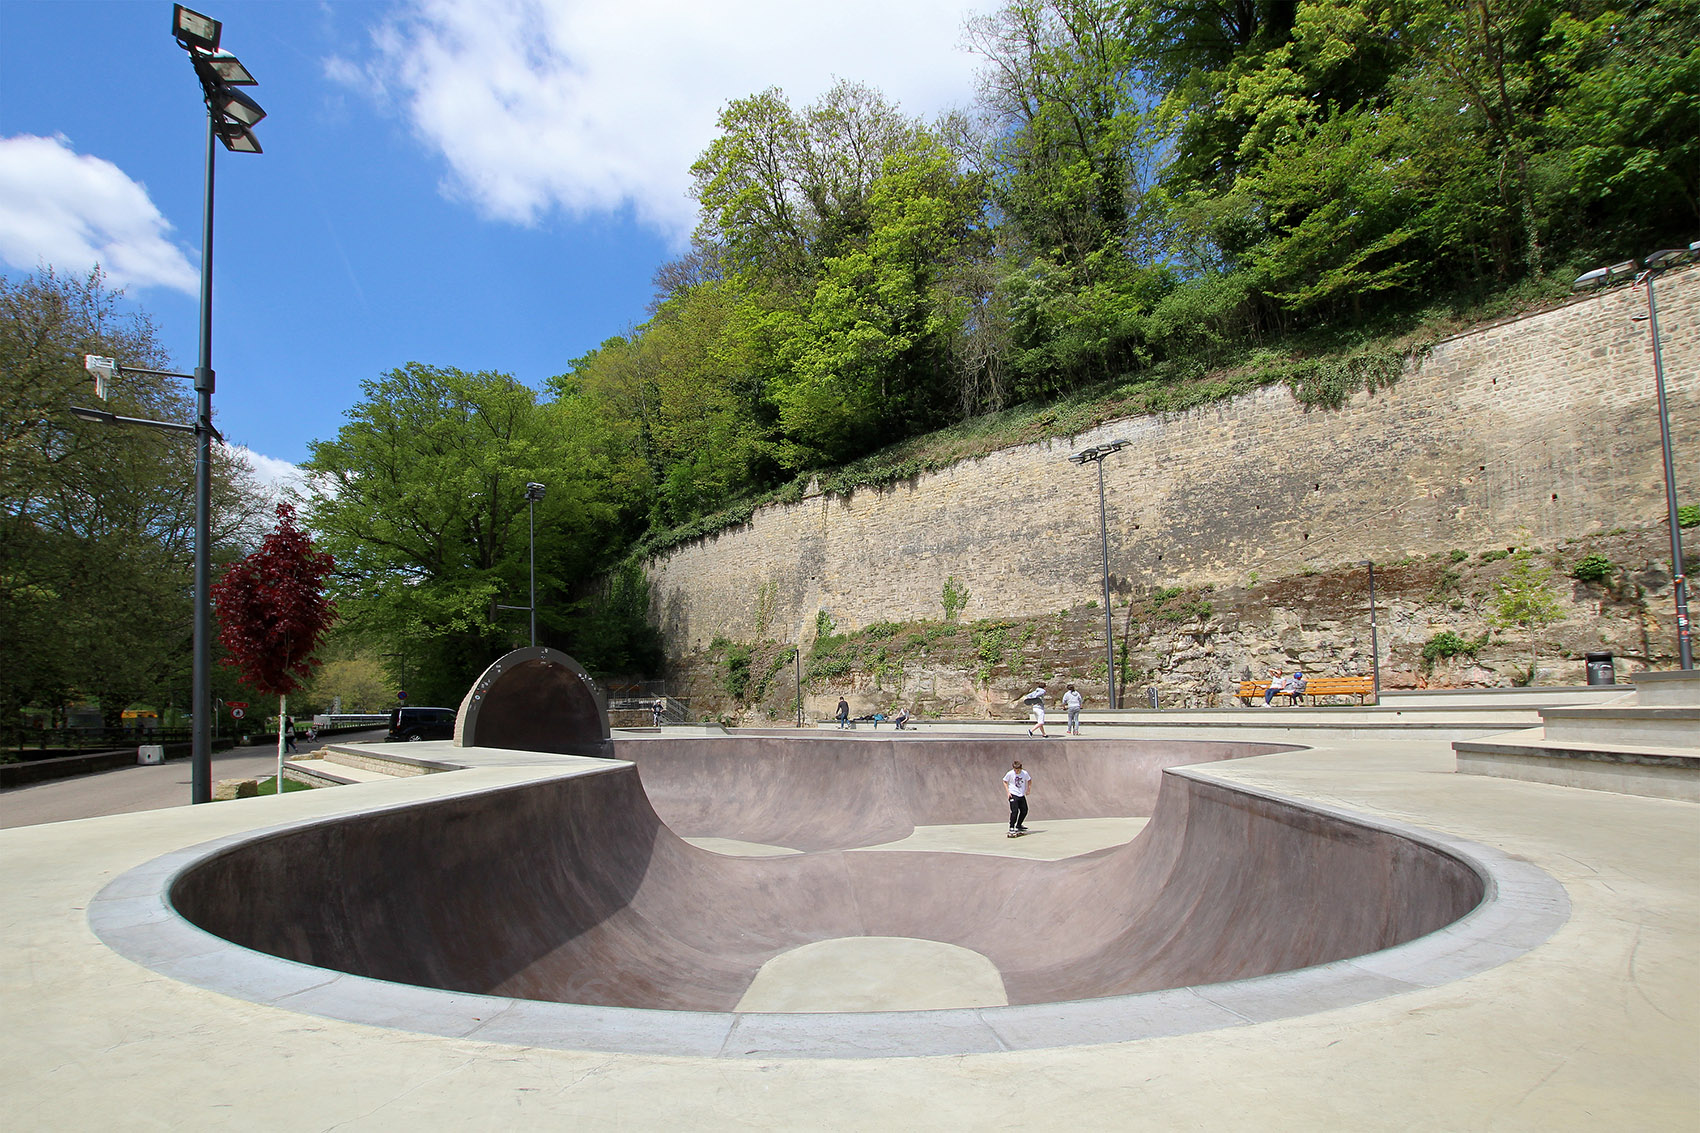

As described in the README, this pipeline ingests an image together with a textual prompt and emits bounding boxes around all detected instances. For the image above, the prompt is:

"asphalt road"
[0,730,387,829]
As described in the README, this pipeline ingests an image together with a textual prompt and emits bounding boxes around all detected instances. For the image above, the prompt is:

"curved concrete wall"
[170,738,1482,1012]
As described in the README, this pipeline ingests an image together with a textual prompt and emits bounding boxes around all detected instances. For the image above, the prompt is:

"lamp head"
[172,4,221,52]
[524,482,547,502]
[1573,260,1640,291]
[1068,438,1131,464]
[70,405,117,426]
[1645,246,1699,272]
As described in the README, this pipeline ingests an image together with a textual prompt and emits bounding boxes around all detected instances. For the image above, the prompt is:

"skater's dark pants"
[1009,795,1028,829]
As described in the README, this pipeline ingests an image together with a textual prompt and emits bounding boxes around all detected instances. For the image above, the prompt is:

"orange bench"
[1237,676,1376,706]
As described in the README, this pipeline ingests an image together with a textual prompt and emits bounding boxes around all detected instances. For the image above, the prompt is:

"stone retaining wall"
[647,270,1699,657]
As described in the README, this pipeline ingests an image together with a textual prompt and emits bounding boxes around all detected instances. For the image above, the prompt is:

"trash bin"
[137,744,164,765]
[1585,651,1616,686]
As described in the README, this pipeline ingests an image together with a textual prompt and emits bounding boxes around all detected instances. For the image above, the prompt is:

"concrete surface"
[0,730,383,828]
[3,729,1695,1129]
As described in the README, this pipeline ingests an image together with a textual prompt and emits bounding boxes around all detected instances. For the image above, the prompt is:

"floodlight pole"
[190,111,217,805]
[1069,441,1129,708]
[1360,560,1381,700]
[523,482,546,647]
[1642,271,1692,669]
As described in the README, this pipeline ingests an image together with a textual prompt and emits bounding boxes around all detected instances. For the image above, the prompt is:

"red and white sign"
[230,707,245,720]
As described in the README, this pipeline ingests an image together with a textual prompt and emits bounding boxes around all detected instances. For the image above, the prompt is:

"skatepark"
[3,648,1696,1127]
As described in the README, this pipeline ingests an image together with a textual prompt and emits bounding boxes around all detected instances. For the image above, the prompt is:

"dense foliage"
[564,0,1696,536]
[0,268,270,742]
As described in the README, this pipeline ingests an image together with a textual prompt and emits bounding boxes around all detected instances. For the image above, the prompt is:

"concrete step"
[1631,670,1700,707]
[286,743,457,785]
[1538,707,1700,748]
[1454,727,1700,803]
[1377,686,1632,709]
[283,758,395,787]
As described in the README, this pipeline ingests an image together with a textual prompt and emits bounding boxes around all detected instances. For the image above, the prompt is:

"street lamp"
[1358,560,1381,701]
[1575,243,1696,670]
[524,482,546,647]
[1068,439,1130,708]
[181,6,266,802]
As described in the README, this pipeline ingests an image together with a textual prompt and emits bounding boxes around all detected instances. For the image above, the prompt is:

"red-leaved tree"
[212,503,337,789]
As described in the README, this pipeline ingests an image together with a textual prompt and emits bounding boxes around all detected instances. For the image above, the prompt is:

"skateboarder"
[1004,759,1031,836]
[1022,682,1048,736]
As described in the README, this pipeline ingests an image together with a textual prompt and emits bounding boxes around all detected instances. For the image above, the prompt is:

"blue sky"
[1,0,987,488]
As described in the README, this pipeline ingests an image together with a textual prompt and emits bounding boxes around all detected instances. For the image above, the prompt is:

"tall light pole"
[1068,439,1130,707]
[1359,560,1381,701]
[524,482,546,647]
[71,8,265,805]
[1575,245,1695,670]
[179,6,265,803]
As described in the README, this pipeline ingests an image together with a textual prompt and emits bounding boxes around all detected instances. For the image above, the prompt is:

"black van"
[386,706,457,742]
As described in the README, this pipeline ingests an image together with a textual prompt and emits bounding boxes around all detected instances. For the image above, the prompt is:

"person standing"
[1062,683,1083,735]
[836,697,850,729]
[282,715,297,753]
[1021,682,1048,737]
[1004,759,1031,836]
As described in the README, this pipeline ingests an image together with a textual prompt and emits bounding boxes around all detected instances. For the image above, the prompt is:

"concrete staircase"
[284,743,455,787]
[1454,671,1700,802]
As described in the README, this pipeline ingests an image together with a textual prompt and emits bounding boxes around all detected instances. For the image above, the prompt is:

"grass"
[254,775,315,796]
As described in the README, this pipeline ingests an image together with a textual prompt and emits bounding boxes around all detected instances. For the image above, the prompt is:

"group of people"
[1018,681,1084,737]
[833,698,910,729]
[1261,668,1308,705]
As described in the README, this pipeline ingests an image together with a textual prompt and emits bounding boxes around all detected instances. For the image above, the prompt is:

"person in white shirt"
[1003,760,1032,836]
[1062,683,1083,734]
[1021,682,1048,736]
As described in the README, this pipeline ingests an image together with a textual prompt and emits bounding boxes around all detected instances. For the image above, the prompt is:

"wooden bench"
[1237,676,1376,706]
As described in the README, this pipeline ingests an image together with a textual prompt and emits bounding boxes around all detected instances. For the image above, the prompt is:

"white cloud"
[0,135,200,294]
[342,0,986,242]
[229,444,308,501]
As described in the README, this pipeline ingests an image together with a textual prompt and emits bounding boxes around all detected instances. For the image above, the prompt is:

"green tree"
[775,144,986,461]
[0,268,263,739]
[302,364,651,702]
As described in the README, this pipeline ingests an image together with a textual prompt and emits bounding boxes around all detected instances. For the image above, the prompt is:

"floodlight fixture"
[215,123,263,154]
[1069,438,1131,464]
[524,482,547,502]
[173,4,221,52]
[203,49,257,85]
[211,84,266,128]
[1571,260,1638,291]
[1644,245,1700,272]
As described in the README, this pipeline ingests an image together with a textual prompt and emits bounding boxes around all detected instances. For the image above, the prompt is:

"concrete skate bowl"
[132,733,1571,1057]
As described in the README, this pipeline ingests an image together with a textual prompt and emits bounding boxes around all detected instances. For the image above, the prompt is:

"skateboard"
[1006,828,1028,838]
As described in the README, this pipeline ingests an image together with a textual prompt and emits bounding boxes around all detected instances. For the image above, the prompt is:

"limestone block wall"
[647,269,1698,655]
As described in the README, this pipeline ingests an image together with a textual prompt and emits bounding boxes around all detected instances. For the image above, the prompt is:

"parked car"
[386,706,457,742]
